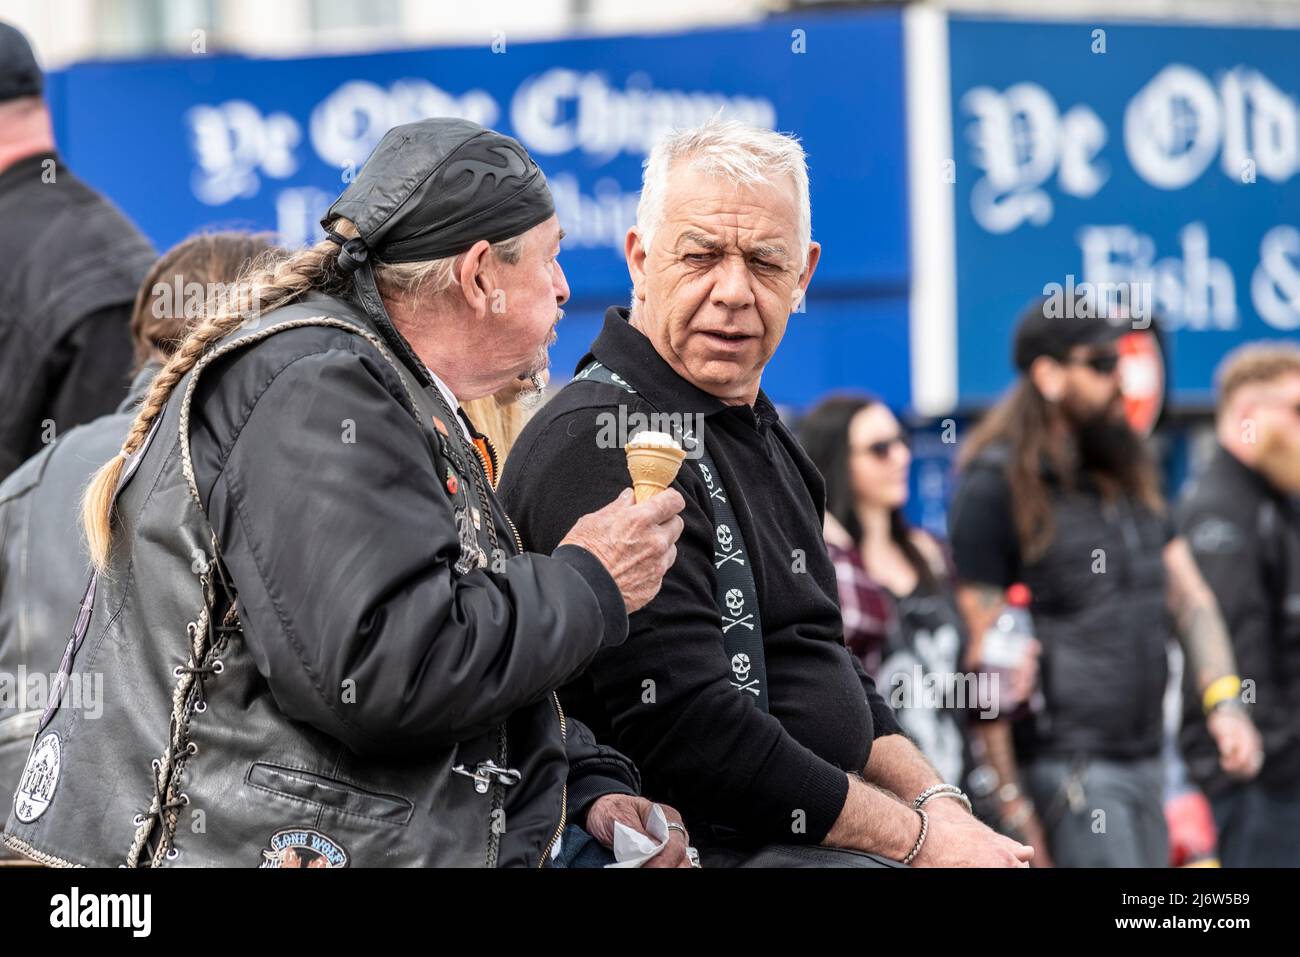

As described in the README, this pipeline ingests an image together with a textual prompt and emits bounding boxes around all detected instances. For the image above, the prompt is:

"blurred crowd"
[800,331,1300,867]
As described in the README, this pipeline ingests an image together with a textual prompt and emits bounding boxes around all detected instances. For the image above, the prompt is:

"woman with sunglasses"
[801,395,969,787]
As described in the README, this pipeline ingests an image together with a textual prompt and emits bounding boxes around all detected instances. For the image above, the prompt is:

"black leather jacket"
[1179,445,1300,795]
[3,294,637,867]
[0,152,155,480]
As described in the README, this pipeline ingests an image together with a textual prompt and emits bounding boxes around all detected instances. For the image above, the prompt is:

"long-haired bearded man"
[949,298,1262,868]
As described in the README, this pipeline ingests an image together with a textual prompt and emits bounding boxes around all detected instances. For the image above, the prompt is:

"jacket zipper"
[537,691,567,867]
[475,442,523,555]
[485,456,562,866]
[505,513,525,555]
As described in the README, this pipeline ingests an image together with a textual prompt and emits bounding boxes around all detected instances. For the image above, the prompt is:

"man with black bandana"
[3,118,691,868]
[949,296,1261,867]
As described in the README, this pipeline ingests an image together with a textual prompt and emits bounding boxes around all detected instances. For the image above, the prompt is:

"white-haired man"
[501,119,1032,866]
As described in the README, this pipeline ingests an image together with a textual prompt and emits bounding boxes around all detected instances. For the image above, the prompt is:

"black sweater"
[500,309,902,847]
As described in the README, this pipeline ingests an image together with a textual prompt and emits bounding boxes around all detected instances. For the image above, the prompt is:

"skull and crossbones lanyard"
[575,361,769,713]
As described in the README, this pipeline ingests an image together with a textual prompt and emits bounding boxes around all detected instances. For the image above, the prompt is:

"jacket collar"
[581,307,779,428]
[1207,440,1287,504]
[0,150,59,197]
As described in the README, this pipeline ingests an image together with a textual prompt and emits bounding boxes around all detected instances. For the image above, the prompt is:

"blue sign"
[47,12,910,408]
[947,16,1300,408]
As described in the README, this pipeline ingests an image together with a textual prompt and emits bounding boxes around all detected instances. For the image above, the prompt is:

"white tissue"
[604,802,671,868]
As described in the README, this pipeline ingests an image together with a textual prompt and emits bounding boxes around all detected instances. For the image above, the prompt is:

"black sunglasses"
[1067,350,1121,375]
[855,434,910,460]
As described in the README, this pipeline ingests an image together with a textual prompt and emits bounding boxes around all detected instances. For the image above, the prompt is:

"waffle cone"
[624,443,687,503]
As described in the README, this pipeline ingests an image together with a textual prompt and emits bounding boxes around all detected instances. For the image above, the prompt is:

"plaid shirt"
[824,516,972,785]
[823,515,892,678]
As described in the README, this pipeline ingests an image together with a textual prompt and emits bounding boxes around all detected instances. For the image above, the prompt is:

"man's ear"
[625,228,648,306]
[794,242,821,310]
[1029,355,1066,403]
[454,240,494,319]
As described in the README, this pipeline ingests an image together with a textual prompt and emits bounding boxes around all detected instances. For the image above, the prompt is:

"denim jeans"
[1022,754,1169,867]
[1210,773,1300,867]
[548,825,617,868]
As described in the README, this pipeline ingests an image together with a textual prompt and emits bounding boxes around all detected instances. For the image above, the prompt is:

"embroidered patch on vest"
[14,732,61,823]
[452,503,488,574]
[259,828,350,868]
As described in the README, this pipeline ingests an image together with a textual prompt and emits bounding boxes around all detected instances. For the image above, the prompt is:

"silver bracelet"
[902,808,929,865]
[913,783,973,815]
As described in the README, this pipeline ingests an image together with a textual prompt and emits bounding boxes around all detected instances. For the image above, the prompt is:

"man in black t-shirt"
[948,298,1260,867]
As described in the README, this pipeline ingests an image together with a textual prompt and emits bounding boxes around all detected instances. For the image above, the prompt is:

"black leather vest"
[2,298,514,867]
[978,449,1172,760]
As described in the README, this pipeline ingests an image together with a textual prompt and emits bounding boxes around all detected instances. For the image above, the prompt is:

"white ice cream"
[626,430,682,451]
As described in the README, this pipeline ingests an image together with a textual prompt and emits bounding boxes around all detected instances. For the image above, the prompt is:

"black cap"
[0,22,43,103]
[1012,294,1130,373]
[323,118,554,265]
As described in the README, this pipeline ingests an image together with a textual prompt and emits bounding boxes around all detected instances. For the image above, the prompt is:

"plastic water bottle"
[979,584,1036,720]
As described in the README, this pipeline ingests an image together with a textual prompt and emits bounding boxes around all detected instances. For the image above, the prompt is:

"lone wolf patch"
[259,828,349,868]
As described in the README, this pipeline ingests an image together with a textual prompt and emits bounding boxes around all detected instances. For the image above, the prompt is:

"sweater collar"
[581,307,779,430]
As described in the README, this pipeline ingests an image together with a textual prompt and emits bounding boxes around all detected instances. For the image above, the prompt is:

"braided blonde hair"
[82,218,523,570]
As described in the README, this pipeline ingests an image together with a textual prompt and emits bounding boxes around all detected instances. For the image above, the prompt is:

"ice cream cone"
[624,432,686,503]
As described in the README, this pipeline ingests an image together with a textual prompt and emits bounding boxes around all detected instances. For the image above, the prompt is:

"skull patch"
[731,653,751,682]
[716,524,733,551]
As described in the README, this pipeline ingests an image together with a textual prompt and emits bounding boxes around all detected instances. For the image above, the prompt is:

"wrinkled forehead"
[660,167,800,246]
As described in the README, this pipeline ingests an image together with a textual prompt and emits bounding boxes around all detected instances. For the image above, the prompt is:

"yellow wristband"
[1203,674,1242,714]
